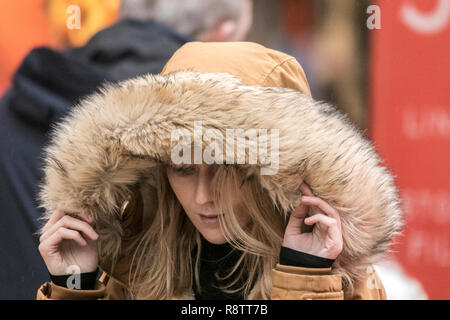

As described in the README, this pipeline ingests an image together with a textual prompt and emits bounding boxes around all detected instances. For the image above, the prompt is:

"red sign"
[370,0,450,299]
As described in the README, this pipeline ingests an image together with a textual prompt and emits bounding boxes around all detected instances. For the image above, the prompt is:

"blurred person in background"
[248,0,369,129]
[0,0,253,299]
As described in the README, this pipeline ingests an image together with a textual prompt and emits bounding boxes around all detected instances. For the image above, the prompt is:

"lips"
[200,214,219,218]
[199,213,223,225]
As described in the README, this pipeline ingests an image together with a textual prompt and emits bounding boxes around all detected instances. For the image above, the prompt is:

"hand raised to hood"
[282,182,343,260]
[38,209,99,276]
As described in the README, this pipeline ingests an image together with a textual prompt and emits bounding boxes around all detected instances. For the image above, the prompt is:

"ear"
[216,20,236,41]
[196,20,236,42]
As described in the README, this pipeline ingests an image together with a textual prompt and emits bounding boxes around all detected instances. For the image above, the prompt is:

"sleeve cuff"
[272,263,342,296]
[49,267,99,290]
[280,246,335,268]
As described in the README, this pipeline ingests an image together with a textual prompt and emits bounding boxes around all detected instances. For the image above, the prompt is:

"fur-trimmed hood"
[39,42,403,297]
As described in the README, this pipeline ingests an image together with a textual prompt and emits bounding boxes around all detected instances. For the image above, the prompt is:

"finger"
[68,209,95,226]
[304,214,341,239]
[40,227,87,253]
[40,215,98,243]
[299,182,325,216]
[302,196,342,234]
[286,200,309,232]
[304,213,334,227]
[41,209,66,234]
[301,196,341,226]
[286,188,311,231]
[299,182,315,197]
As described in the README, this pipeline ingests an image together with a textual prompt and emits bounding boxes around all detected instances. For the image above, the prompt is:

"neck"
[199,233,234,260]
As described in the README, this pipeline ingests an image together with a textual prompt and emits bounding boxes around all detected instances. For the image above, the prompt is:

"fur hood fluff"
[39,43,404,297]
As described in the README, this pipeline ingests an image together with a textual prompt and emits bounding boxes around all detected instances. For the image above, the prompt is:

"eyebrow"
[168,163,197,170]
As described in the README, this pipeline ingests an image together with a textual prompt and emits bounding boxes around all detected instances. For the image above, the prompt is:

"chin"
[201,231,227,245]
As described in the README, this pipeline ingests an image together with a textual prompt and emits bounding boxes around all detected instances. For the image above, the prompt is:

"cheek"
[167,173,193,210]
[230,188,252,225]
[230,188,245,210]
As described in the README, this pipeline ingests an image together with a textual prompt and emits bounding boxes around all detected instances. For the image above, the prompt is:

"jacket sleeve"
[36,272,127,300]
[271,264,344,299]
[270,263,386,300]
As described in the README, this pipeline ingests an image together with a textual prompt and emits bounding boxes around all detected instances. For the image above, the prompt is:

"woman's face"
[166,164,250,244]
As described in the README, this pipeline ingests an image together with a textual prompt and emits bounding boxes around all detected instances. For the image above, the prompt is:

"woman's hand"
[38,209,99,275]
[282,182,343,260]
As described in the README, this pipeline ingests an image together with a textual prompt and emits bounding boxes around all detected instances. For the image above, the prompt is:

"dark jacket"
[0,18,189,299]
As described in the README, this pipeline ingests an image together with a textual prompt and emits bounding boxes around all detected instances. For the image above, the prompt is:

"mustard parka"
[36,42,403,300]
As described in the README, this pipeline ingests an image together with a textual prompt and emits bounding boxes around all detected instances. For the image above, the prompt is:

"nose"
[194,168,214,205]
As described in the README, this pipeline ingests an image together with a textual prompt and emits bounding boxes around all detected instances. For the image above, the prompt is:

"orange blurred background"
[0,0,119,94]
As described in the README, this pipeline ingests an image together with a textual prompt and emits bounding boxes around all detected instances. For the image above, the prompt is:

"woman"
[36,42,403,300]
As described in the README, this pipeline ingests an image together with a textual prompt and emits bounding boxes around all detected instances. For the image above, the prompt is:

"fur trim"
[39,71,404,295]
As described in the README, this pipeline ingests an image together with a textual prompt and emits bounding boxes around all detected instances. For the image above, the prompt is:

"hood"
[39,42,404,293]
[161,41,312,96]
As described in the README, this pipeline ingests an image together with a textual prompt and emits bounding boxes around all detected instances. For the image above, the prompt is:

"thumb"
[285,196,309,232]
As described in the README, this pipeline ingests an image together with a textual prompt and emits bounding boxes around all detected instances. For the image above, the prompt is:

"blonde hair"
[128,164,286,299]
